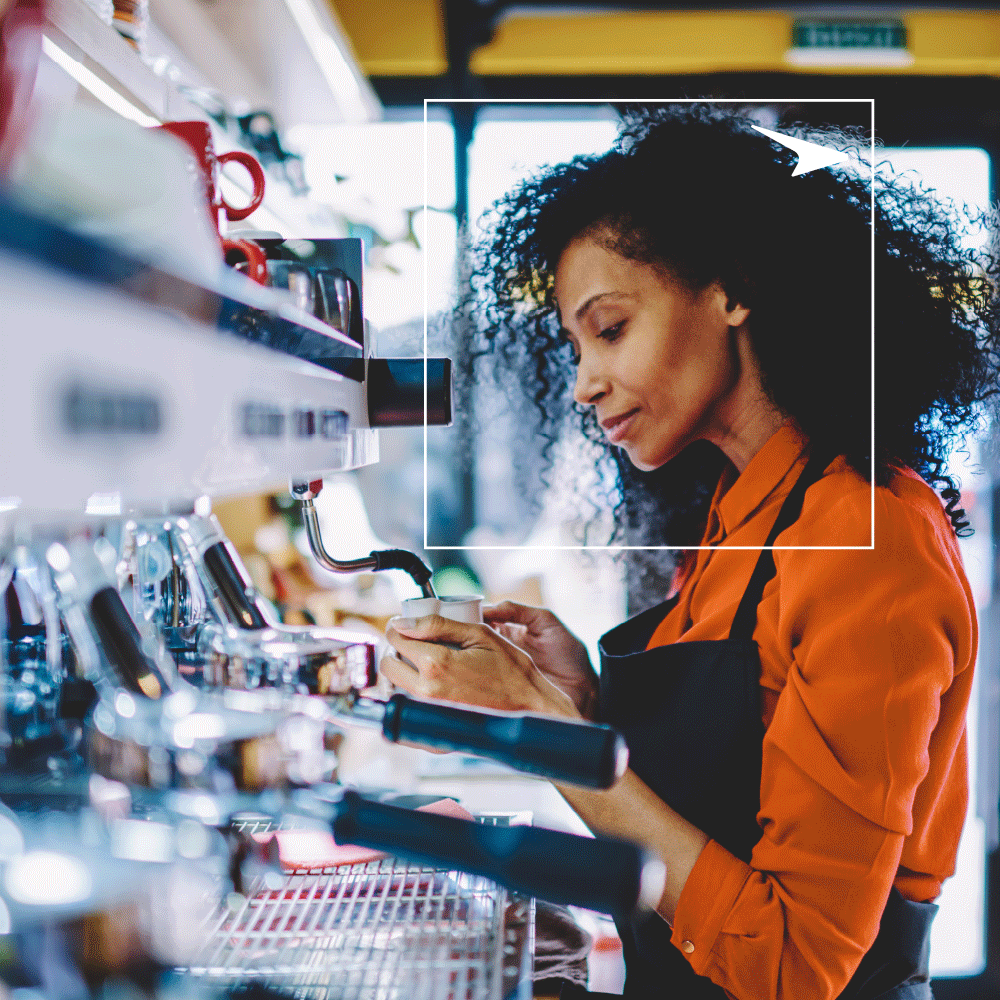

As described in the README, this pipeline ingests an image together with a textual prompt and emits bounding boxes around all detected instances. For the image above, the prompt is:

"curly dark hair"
[463,103,999,562]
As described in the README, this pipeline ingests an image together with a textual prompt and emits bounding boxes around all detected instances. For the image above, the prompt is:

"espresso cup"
[266,259,315,313]
[224,237,268,285]
[154,120,266,233]
[314,268,362,343]
[400,595,484,624]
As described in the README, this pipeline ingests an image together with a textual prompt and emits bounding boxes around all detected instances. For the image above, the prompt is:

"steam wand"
[290,479,436,598]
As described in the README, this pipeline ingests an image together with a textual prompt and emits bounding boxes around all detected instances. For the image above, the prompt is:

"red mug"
[222,237,268,285]
[154,120,268,283]
[0,0,44,177]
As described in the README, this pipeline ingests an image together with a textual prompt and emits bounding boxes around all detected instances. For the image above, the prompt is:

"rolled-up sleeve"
[669,483,974,1000]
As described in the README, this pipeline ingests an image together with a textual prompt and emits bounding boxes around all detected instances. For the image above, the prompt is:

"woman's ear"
[713,282,750,327]
[726,298,750,327]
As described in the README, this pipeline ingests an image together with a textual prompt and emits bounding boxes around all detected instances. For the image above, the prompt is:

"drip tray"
[184,813,534,1000]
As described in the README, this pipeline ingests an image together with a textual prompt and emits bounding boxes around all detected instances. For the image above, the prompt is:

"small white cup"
[400,595,483,624]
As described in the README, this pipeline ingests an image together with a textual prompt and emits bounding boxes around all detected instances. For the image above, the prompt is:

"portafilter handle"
[329,789,665,919]
[290,479,436,597]
[377,693,629,789]
[48,539,181,700]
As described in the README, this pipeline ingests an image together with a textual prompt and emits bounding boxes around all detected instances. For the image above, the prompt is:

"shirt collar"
[709,422,809,541]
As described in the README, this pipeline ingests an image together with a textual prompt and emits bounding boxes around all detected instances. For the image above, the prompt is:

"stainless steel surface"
[300,496,382,575]
[187,814,533,1000]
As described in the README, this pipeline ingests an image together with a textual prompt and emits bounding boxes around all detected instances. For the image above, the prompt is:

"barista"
[381,106,993,1000]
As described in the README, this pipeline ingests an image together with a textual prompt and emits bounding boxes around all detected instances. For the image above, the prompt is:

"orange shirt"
[647,423,976,1000]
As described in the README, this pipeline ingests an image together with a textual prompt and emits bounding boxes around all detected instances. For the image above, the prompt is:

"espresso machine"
[0,199,663,999]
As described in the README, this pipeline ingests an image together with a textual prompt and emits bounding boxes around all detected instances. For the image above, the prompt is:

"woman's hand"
[483,602,600,720]
[380,615,581,719]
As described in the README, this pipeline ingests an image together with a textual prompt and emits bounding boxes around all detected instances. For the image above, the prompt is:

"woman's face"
[554,233,752,471]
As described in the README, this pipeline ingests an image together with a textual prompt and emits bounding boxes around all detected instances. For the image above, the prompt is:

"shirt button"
[681,940,695,954]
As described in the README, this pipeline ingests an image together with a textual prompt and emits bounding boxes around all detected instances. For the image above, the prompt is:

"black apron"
[565,449,937,1000]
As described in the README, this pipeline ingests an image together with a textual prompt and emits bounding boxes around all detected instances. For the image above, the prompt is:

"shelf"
[42,0,380,130]
[39,0,371,235]
[43,0,202,123]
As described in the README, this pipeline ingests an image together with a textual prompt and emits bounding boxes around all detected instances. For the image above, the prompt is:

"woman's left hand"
[380,615,581,719]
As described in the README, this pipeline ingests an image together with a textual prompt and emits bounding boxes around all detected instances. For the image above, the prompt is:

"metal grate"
[185,813,533,1000]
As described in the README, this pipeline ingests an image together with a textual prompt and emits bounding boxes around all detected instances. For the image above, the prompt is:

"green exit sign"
[792,19,907,50]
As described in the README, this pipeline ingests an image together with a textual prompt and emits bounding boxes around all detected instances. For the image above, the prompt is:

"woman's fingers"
[483,600,536,623]
[380,613,544,711]
[387,613,481,648]
[483,601,554,634]
[378,653,423,695]
[493,621,528,646]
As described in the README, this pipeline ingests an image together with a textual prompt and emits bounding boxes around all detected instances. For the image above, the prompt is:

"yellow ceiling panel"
[471,10,1000,77]
[329,5,1000,79]
[908,11,1000,64]
[328,0,447,76]
[470,12,790,75]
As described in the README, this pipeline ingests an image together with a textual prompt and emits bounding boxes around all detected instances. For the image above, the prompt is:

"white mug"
[400,595,484,624]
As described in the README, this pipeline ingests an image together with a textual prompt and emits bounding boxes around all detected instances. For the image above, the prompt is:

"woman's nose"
[573,354,608,406]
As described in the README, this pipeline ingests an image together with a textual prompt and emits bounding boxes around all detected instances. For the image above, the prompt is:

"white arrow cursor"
[751,125,849,176]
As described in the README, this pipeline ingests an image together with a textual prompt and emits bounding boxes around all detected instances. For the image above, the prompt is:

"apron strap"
[728,446,835,642]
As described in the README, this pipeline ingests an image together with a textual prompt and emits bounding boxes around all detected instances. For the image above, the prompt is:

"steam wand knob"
[290,479,436,598]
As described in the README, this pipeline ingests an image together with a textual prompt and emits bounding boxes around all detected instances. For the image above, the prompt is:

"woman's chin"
[619,438,695,472]
[620,445,664,473]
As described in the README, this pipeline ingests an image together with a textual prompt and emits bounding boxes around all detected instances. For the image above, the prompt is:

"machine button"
[319,409,348,438]
[241,403,285,439]
[293,409,316,437]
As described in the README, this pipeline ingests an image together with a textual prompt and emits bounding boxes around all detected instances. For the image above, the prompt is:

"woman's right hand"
[483,601,599,720]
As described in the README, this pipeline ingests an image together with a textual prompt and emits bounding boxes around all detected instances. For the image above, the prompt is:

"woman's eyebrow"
[574,291,628,321]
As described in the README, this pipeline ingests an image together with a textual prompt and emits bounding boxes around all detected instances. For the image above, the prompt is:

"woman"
[381,105,998,1000]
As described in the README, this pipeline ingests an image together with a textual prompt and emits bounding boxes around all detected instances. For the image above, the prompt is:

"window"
[878,147,993,978]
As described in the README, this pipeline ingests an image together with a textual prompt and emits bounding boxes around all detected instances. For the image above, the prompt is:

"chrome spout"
[291,480,435,598]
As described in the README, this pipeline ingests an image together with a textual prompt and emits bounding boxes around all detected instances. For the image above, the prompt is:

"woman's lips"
[601,408,640,444]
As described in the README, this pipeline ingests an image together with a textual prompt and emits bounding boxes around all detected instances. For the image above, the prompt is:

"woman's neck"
[711,398,788,474]
[705,326,788,473]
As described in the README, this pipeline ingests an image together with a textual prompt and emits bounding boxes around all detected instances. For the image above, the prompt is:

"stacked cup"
[153,120,269,284]
[112,0,148,52]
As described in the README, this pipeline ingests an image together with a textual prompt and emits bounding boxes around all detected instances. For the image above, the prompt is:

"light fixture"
[41,36,159,127]
[785,47,914,68]
[5,850,93,906]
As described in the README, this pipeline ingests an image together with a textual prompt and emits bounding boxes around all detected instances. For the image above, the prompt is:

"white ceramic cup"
[400,595,484,624]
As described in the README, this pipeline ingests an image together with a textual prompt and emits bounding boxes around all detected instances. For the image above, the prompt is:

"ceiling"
[329,2,1000,79]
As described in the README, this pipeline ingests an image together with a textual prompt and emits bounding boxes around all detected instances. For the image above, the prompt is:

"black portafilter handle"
[331,790,663,919]
[89,586,170,697]
[382,693,629,789]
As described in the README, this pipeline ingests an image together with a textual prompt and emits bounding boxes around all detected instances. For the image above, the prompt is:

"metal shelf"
[42,0,380,129]
[43,0,203,123]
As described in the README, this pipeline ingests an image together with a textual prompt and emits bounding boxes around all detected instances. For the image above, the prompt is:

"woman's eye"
[599,322,625,342]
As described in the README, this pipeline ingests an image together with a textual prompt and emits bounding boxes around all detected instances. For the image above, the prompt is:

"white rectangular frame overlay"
[424,98,876,552]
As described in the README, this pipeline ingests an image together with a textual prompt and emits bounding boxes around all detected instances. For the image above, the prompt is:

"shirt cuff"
[670,838,754,976]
